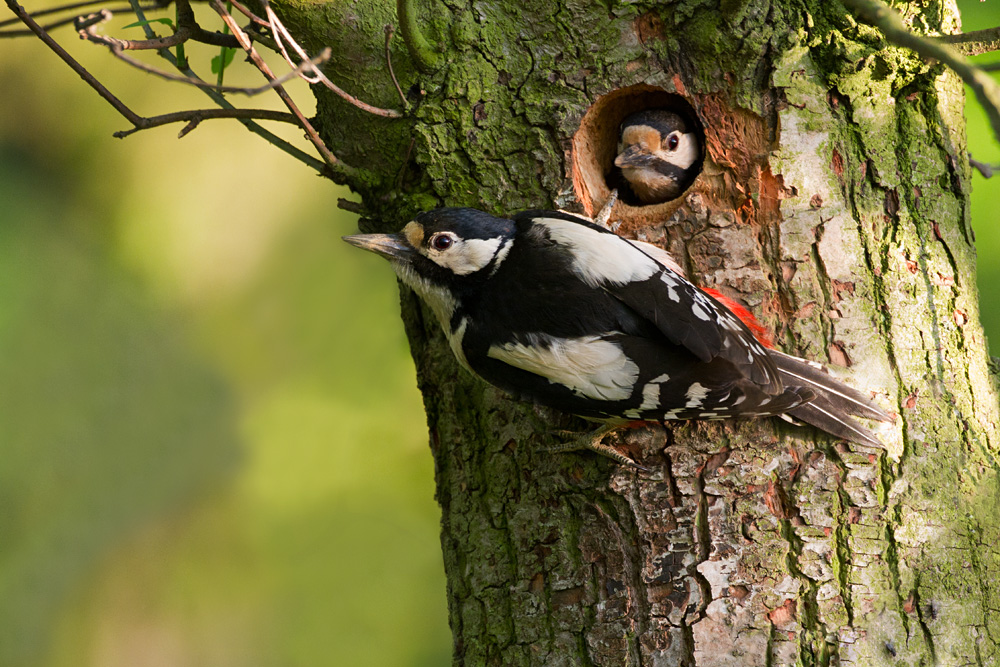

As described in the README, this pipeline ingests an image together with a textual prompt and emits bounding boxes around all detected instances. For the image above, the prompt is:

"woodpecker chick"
[615,109,701,204]
[344,208,890,467]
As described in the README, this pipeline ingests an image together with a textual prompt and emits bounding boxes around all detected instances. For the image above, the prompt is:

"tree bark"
[280,0,1000,663]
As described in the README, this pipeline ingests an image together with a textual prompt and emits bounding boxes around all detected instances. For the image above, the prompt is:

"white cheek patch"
[534,219,659,287]
[662,132,699,169]
[427,237,503,276]
[488,333,639,401]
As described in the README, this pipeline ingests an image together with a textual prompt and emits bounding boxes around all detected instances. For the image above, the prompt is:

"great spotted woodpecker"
[614,109,701,204]
[344,208,891,468]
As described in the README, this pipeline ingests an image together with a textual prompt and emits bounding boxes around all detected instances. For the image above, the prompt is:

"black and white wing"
[515,210,781,393]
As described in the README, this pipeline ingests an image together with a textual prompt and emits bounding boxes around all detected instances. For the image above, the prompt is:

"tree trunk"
[281,0,1000,663]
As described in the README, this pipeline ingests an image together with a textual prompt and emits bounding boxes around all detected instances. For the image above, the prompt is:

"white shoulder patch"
[534,218,659,287]
[487,333,638,401]
[628,239,684,276]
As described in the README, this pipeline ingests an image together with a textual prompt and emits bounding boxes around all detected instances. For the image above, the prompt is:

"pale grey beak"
[342,233,414,262]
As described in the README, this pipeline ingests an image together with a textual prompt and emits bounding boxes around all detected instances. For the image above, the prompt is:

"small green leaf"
[211,47,237,76]
[122,17,174,30]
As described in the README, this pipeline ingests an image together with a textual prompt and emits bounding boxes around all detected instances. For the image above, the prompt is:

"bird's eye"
[430,234,454,251]
[666,133,680,151]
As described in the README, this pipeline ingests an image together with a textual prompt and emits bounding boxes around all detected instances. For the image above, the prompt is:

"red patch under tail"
[701,288,774,348]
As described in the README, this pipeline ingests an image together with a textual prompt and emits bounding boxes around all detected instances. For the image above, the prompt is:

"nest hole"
[571,84,704,229]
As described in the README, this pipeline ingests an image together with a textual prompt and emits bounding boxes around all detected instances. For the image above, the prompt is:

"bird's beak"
[342,233,414,262]
[614,143,657,169]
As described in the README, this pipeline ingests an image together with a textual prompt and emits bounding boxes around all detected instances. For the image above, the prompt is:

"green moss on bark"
[275,0,1000,663]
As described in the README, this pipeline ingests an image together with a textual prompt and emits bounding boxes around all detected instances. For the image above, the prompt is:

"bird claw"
[543,424,651,472]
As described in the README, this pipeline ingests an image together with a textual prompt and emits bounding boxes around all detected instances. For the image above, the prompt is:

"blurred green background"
[1,2,998,665]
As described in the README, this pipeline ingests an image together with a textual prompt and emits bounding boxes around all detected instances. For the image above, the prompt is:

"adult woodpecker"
[614,108,702,204]
[344,207,891,468]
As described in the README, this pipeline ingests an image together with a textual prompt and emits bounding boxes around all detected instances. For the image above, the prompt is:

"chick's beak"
[342,233,414,262]
[614,143,657,169]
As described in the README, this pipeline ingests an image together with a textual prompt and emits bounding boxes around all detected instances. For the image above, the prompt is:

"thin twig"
[76,10,331,95]
[209,0,355,177]
[337,198,365,214]
[227,0,268,26]
[842,0,1000,147]
[113,107,299,137]
[262,2,404,118]
[127,0,157,39]
[126,0,328,174]
[384,24,407,108]
[265,4,320,84]
[0,2,159,37]
[969,156,1000,178]
[937,26,1000,57]
[7,0,328,173]
[0,0,148,25]
[5,0,143,124]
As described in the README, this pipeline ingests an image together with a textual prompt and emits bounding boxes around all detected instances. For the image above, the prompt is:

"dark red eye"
[667,134,680,151]
[431,234,454,250]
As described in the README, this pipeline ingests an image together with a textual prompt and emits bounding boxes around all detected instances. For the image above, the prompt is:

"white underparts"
[487,333,639,401]
[393,263,470,370]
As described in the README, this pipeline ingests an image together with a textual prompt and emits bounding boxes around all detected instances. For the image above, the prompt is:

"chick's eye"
[430,234,454,251]
[667,134,680,151]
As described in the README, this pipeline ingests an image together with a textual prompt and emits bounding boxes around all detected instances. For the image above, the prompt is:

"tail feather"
[769,350,892,447]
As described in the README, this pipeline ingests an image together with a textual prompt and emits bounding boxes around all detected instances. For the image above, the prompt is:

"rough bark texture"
[277,0,1000,663]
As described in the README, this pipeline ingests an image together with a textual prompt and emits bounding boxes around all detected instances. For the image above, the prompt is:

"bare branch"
[124,0,330,176]
[4,0,143,124]
[227,0,268,27]
[75,10,331,95]
[936,26,1000,57]
[842,0,1000,147]
[337,198,365,214]
[969,155,1000,179]
[262,2,404,118]
[385,24,407,108]
[208,0,357,178]
[0,2,159,37]
[0,0,147,25]
[113,107,299,138]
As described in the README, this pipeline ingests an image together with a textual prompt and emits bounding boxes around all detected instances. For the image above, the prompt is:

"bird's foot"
[544,422,650,471]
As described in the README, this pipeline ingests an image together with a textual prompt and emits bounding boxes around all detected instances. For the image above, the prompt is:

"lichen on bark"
[274,0,1000,663]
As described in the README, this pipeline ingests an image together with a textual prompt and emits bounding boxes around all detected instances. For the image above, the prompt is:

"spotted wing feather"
[513,211,781,393]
